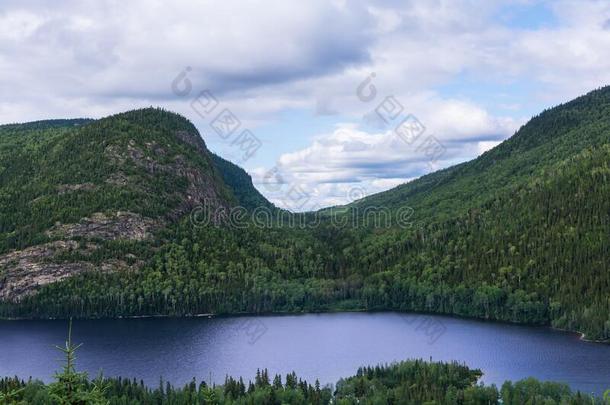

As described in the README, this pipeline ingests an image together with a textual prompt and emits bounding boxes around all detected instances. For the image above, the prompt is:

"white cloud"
[2,0,609,124]
[478,140,502,154]
[252,109,516,210]
[1,0,610,208]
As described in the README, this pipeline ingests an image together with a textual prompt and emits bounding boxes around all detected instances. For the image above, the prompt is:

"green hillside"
[0,87,608,340]
[338,86,610,338]
[0,109,235,252]
[349,85,610,222]
[0,108,237,301]
[210,153,277,212]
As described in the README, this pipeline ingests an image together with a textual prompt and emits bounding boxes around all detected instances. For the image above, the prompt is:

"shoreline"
[1,308,607,344]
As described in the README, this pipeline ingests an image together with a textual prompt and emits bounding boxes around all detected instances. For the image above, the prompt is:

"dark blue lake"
[0,312,608,395]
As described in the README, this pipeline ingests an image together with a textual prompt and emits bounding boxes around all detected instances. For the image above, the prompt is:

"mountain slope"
[337,86,610,338]
[0,108,239,300]
[330,87,610,339]
[210,153,277,212]
[341,142,609,337]
[0,88,608,340]
[349,86,610,223]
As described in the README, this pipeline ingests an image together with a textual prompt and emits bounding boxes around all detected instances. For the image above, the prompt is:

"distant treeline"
[2,357,608,404]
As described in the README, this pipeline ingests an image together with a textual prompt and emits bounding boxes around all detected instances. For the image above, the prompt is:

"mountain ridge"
[0,108,244,300]
[0,88,608,340]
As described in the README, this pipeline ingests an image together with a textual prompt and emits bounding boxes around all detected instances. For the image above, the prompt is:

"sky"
[1,0,610,210]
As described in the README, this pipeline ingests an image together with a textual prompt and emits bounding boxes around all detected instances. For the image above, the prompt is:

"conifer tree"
[48,319,108,405]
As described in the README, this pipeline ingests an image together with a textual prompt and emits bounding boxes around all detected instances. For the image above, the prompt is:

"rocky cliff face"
[0,109,235,302]
[104,133,231,221]
[47,212,159,241]
[0,239,137,302]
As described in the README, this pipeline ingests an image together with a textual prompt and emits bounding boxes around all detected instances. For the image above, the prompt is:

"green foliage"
[0,321,107,405]
[210,153,277,212]
[1,86,610,341]
[0,108,233,253]
[47,320,108,405]
[334,360,487,404]
[1,358,605,404]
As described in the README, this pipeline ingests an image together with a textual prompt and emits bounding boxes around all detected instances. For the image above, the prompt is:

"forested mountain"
[210,153,277,212]
[0,87,608,340]
[0,108,237,301]
[340,86,610,339]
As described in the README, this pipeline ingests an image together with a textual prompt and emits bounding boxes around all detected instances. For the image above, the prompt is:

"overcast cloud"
[1,0,610,209]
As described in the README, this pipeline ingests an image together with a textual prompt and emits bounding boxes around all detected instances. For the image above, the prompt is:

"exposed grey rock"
[104,140,231,221]
[0,239,140,302]
[1,127,231,302]
[106,172,129,186]
[0,241,93,302]
[46,211,160,241]
[175,130,207,154]
[0,211,156,301]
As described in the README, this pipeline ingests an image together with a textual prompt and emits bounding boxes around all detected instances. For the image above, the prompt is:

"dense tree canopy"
[0,87,609,341]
